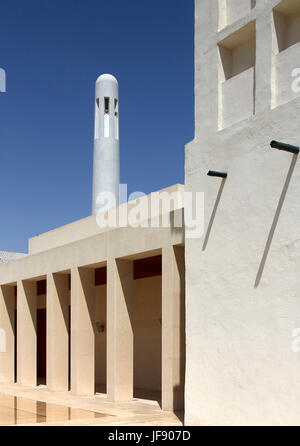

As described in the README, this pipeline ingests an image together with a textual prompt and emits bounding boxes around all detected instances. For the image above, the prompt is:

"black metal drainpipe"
[270,140,299,155]
[207,170,228,179]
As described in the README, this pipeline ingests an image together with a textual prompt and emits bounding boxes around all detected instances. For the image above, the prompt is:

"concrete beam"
[0,226,184,286]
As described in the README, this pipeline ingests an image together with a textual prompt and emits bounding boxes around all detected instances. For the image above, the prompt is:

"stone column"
[107,258,133,402]
[0,285,15,382]
[47,273,69,392]
[17,280,37,387]
[162,245,185,411]
[71,267,95,395]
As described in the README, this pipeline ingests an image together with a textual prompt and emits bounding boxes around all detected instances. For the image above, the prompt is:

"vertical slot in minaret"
[104,97,110,138]
[94,98,100,140]
[114,99,119,140]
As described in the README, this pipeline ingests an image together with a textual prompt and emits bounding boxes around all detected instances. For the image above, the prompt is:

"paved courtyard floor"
[0,383,183,426]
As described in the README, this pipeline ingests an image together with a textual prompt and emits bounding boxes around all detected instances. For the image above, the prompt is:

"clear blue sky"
[0,0,194,253]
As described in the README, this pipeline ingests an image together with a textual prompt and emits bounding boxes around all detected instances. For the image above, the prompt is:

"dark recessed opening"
[37,280,46,295]
[94,255,162,286]
[104,97,110,114]
[36,256,163,293]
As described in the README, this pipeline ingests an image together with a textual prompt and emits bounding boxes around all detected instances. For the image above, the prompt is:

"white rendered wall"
[185,0,300,425]
[219,0,256,29]
[221,67,254,128]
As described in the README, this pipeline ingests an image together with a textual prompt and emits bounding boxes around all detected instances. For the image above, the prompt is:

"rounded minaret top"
[96,73,118,84]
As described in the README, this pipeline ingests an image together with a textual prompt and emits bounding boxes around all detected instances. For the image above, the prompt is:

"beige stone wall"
[133,276,162,391]
[0,217,183,406]
[34,276,162,391]
[37,295,46,310]
[86,277,162,390]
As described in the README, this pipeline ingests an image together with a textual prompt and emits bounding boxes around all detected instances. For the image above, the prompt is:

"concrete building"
[0,185,185,410]
[185,0,300,425]
[1,0,300,426]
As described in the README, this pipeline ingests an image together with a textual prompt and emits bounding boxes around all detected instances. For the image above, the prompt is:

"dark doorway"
[37,309,46,382]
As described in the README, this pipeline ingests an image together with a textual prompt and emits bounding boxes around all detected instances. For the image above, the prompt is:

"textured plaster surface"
[185,0,300,425]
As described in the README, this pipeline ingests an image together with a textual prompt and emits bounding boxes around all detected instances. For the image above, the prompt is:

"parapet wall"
[28,184,184,254]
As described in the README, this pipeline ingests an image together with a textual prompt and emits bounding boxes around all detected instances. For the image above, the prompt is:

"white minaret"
[92,74,120,214]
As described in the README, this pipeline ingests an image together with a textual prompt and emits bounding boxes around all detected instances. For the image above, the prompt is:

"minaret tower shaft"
[92,74,120,214]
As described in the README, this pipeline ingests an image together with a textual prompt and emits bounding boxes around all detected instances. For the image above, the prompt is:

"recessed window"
[218,21,256,80]
[273,0,300,53]
[218,21,256,129]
